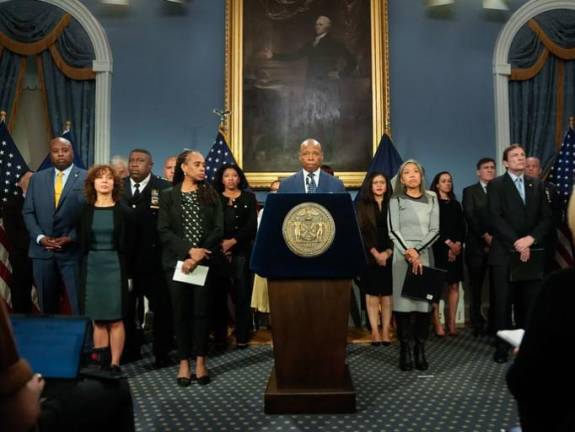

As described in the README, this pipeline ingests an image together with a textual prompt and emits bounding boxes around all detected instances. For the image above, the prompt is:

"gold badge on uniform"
[282,202,335,257]
[150,189,160,209]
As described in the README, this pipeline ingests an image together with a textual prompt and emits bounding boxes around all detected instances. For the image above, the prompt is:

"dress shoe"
[381,341,391,347]
[235,343,249,350]
[176,376,191,387]
[399,343,414,371]
[109,365,127,379]
[371,341,382,346]
[197,375,211,386]
[493,348,509,363]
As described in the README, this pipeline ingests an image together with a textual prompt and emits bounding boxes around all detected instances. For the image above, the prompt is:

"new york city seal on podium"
[282,202,336,257]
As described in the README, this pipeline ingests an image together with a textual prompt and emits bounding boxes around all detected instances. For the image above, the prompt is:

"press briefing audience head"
[110,155,129,179]
[299,139,323,172]
[524,157,542,178]
[476,157,496,182]
[394,159,426,196]
[128,149,153,183]
[163,156,177,182]
[502,144,526,175]
[50,137,73,171]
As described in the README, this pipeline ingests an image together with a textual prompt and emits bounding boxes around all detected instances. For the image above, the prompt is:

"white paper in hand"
[173,261,209,286]
[497,329,525,348]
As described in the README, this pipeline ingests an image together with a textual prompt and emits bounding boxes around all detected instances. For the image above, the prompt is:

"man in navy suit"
[487,144,551,363]
[22,138,87,314]
[278,138,346,194]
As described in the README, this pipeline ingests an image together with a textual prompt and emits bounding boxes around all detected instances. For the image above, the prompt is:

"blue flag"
[37,128,86,171]
[0,120,30,212]
[205,128,238,184]
[549,126,575,209]
[355,133,403,201]
[367,133,403,179]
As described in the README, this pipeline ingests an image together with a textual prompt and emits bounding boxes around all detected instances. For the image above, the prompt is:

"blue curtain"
[0,0,95,167]
[508,9,575,171]
[0,49,21,115]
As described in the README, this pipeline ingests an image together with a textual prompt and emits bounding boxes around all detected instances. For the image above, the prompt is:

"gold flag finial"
[64,120,72,132]
[0,111,6,123]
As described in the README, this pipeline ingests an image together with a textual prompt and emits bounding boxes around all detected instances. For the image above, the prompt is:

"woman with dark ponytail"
[158,150,223,386]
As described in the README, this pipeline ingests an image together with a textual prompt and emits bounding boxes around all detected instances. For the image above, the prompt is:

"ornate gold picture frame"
[225,0,390,188]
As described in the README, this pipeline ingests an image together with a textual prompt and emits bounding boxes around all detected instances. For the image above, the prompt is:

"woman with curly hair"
[79,164,134,375]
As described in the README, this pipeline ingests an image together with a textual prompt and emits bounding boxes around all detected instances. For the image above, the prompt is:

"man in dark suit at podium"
[487,144,551,363]
[121,149,172,366]
[278,139,346,194]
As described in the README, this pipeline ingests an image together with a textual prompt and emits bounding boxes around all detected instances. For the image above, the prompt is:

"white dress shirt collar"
[130,173,151,194]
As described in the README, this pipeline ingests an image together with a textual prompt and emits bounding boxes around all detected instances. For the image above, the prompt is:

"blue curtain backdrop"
[508,9,575,171]
[0,0,95,167]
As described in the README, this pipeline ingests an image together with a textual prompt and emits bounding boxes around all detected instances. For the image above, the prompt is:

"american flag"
[0,118,30,307]
[548,123,575,268]
[205,128,238,184]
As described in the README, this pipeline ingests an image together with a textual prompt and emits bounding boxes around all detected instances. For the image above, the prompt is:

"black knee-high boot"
[414,312,431,371]
[394,312,413,371]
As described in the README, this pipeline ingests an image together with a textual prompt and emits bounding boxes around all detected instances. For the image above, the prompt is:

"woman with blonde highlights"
[388,160,440,371]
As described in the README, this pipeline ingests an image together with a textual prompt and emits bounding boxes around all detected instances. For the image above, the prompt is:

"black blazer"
[77,202,135,315]
[462,183,491,256]
[120,175,171,272]
[507,268,575,431]
[487,173,551,265]
[220,190,257,256]
[157,183,224,271]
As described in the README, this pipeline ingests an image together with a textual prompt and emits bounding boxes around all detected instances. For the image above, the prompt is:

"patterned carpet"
[124,329,519,432]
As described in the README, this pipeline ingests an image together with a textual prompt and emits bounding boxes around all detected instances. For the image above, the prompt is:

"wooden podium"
[250,194,366,414]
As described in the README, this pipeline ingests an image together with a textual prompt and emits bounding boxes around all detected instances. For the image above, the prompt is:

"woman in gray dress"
[388,160,439,371]
[79,165,133,375]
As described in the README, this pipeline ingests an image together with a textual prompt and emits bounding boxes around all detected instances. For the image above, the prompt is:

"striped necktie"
[54,171,63,207]
[306,172,317,193]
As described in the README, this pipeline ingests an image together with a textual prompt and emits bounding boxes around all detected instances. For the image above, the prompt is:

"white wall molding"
[493,0,575,173]
[41,0,112,164]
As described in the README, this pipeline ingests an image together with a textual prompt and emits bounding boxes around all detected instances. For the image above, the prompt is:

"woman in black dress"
[356,172,394,345]
[79,165,133,374]
[158,151,223,386]
[213,164,258,349]
[430,171,465,336]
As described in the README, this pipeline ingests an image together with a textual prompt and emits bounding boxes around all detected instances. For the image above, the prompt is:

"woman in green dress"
[79,165,133,374]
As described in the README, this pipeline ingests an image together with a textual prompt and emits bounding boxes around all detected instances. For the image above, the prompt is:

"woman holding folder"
[388,160,440,371]
[158,150,223,386]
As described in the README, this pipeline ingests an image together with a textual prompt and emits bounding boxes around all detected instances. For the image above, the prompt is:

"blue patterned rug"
[124,330,519,432]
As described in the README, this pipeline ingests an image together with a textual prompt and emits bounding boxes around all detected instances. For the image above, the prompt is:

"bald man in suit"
[278,139,346,194]
[22,138,87,314]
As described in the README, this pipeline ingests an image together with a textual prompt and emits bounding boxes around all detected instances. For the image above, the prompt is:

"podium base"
[264,366,356,414]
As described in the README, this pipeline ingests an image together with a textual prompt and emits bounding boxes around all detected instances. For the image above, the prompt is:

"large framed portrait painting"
[226,0,390,187]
